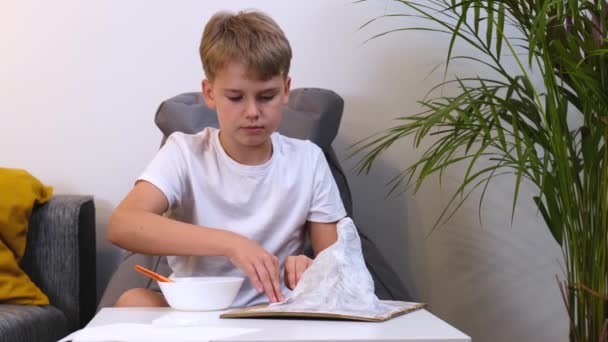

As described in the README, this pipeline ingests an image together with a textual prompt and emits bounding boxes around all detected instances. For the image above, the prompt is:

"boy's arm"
[108,180,285,303]
[108,180,236,257]
[308,220,338,256]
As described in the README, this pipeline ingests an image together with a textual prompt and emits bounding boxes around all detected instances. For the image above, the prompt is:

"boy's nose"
[244,100,260,119]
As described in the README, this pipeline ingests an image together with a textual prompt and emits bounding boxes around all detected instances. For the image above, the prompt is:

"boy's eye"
[225,94,275,102]
[259,95,275,102]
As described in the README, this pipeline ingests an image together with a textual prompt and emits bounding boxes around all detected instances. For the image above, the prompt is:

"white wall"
[1,1,567,340]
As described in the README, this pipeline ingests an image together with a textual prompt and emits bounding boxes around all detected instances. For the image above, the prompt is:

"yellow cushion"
[0,168,53,305]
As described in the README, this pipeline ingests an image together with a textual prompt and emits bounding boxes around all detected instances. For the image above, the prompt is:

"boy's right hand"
[228,235,285,303]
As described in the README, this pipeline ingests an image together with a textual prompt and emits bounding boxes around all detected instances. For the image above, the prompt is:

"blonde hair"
[199,10,292,82]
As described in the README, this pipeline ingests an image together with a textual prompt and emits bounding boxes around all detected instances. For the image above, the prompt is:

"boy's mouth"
[241,126,264,134]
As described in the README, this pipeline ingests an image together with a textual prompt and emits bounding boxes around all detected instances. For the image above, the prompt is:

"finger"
[295,258,304,286]
[264,255,284,302]
[284,256,295,290]
[295,256,311,286]
[254,259,277,303]
[274,256,285,301]
[286,257,296,290]
[243,263,263,294]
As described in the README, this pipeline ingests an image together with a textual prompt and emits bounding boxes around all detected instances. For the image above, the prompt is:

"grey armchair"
[0,195,97,342]
[98,88,410,309]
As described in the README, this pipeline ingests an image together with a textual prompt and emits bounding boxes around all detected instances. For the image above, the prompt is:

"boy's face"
[202,62,290,151]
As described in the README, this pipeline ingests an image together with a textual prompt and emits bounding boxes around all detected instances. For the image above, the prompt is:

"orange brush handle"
[134,264,174,283]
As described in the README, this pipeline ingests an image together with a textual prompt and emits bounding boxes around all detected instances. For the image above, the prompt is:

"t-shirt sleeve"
[137,133,189,208]
[307,145,347,223]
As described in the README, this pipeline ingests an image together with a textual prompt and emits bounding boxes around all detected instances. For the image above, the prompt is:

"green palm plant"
[354,0,607,340]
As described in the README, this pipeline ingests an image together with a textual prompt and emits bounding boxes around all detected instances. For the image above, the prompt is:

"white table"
[86,307,470,342]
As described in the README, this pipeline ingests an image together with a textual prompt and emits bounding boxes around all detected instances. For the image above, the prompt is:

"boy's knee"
[114,288,168,307]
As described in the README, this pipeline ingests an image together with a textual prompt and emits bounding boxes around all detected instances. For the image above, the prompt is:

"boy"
[108,10,346,308]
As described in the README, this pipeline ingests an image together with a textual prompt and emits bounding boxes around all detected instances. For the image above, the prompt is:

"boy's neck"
[218,131,273,166]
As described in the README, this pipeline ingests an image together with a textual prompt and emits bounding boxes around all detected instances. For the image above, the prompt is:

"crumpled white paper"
[251,217,411,318]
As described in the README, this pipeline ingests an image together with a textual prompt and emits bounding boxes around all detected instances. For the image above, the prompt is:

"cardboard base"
[220,301,426,322]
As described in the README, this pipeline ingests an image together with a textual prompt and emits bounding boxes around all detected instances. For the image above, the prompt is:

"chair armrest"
[20,195,97,332]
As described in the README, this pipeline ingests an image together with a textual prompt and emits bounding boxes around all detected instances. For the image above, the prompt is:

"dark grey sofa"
[0,195,97,342]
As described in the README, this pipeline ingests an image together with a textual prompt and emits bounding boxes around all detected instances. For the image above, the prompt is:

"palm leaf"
[356,0,608,339]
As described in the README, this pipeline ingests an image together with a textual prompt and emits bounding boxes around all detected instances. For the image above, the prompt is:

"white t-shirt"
[138,127,346,307]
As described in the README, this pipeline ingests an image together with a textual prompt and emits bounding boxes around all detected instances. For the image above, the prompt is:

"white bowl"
[158,277,244,311]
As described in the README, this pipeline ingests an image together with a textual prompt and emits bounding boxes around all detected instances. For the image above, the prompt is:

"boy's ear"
[202,79,217,110]
[283,76,291,105]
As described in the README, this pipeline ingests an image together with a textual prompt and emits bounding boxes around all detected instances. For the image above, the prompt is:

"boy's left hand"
[284,255,313,290]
